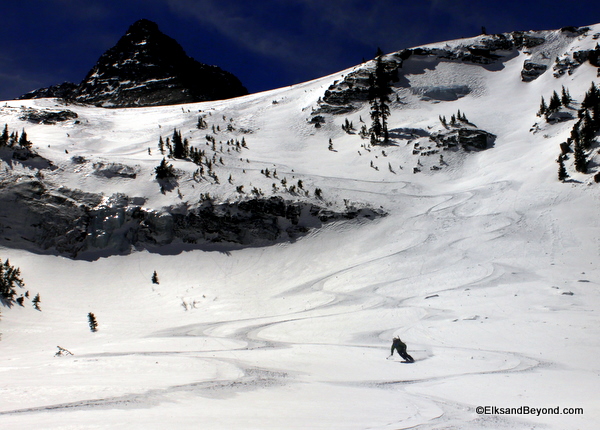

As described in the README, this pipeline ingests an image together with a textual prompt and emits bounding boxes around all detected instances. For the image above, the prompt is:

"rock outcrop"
[0,179,382,259]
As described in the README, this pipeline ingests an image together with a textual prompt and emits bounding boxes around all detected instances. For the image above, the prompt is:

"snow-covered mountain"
[1,22,599,429]
[19,19,248,107]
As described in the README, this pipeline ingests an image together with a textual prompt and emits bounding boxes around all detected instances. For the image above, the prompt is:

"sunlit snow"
[1,25,599,429]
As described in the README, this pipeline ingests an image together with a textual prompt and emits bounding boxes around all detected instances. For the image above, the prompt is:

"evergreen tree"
[18,129,31,148]
[172,129,186,159]
[32,293,41,310]
[155,158,176,180]
[557,156,568,181]
[359,124,368,138]
[0,258,25,303]
[561,86,572,106]
[538,96,548,117]
[183,137,190,158]
[573,141,588,173]
[369,93,382,140]
[158,136,165,154]
[0,124,8,146]
[582,82,599,110]
[87,312,98,332]
[368,51,396,144]
[580,111,595,148]
[548,90,562,112]
[8,131,18,147]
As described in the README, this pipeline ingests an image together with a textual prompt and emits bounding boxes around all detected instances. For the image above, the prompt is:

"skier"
[389,336,414,362]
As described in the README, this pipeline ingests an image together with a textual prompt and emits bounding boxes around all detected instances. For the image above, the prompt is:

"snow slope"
[1,25,599,429]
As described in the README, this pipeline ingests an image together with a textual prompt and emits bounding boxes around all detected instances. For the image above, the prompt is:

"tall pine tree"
[368,50,396,144]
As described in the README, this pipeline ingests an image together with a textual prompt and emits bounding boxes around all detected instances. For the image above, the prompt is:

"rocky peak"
[20,19,248,107]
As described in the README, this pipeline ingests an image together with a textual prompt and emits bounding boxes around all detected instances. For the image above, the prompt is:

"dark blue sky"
[1,0,598,100]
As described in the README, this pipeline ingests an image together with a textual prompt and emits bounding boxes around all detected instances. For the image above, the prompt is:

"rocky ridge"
[312,27,597,118]
[0,177,382,259]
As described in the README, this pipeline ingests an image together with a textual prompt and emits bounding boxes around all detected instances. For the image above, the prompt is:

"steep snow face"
[1,25,600,429]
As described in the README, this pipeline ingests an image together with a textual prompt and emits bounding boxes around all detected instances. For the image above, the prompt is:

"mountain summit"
[20,19,248,107]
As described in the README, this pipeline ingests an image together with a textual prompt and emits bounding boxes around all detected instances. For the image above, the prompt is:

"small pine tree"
[155,158,176,180]
[88,312,98,332]
[32,293,41,310]
[151,271,159,284]
[548,91,562,112]
[158,136,165,154]
[172,129,186,159]
[0,124,8,146]
[538,96,548,117]
[573,141,588,173]
[18,129,31,148]
[561,86,572,106]
[359,124,368,138]
[557,156,569,181]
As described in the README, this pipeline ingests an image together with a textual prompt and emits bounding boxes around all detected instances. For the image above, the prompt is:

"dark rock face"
[430,126,496,150]
[19,82,78,100]
[19,108,78,124]
[521,61,548,82]
[19,19,248,107]
[0,180,383,259]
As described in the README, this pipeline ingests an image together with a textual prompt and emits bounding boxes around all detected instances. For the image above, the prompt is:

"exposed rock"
[521,61,548,82]
[18,82,78,101]
[560,26,590,36]
[412,85,470,101]
[0,179,383,258]
[430,125,496,150]
[554,45,600,77]
[93,162,138,179]
[19,108,78,124]
[18,19,248,107]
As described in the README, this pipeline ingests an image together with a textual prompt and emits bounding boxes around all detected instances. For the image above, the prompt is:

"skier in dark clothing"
[390,337,414,362]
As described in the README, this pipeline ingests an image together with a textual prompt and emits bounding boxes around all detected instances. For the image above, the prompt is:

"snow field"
[1,25,600,429]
